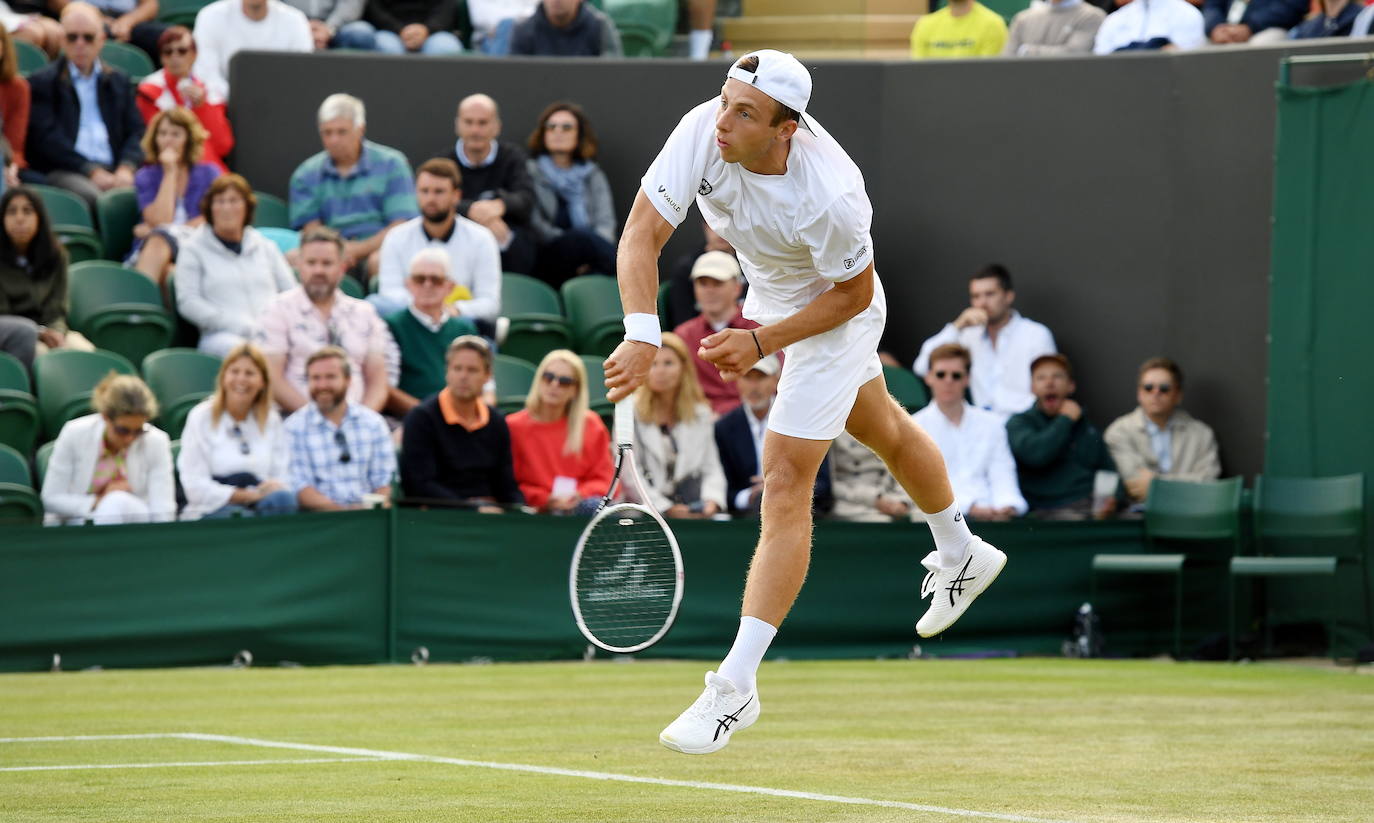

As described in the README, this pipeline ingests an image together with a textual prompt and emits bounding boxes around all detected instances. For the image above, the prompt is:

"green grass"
[2,659,1372,822]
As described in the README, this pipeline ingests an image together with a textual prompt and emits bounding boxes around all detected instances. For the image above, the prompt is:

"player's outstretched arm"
[605,190,676,403]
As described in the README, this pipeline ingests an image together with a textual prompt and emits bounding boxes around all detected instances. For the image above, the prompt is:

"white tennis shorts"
[767,299,886,442]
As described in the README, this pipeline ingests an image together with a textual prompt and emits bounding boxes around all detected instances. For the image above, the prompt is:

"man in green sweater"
[384,247,479,416]
[1006,353,1117,520]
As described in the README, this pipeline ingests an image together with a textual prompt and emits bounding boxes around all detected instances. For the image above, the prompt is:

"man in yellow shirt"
[910,0,1009,58]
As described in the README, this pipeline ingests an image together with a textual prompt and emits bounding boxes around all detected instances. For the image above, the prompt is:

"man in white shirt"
[915,264,1056,420]
[1093,0,1205,53]
[603,50,1007,755]
[371,157,503,328]
[913,343,1027,521]
[192,0,313,101]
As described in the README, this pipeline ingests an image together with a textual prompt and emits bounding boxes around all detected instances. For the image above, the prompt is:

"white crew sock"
[717,616,776,695]
[924,500,975,568]
[688,29,713,60]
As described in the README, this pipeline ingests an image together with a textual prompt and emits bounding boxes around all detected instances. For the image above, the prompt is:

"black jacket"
[1201,0,1306,35]
[715,405,833,516]
[509,1,621,57]
[444,138,535,229]
[400,396,524,505]
[26,57,144,175]
[364,0,459,34]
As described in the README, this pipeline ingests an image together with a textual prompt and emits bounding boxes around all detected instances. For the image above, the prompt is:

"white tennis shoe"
[659,671,760,755]
[916,538,1007,638]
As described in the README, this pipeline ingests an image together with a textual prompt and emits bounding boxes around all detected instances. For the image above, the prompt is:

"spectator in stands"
[525,101,616,287]
[1007,353,1116,520]
[135,27,234,173]
[74,0,168,64]
[178,342,298,519]
[912,343,1026,521]
[383,247,479,416]
[915,264,1055,420]
[444,93,537,275]
[1354,2,1374,37]
[289,93,417,282]
[1290,0,1362,38]
[285,345,396,511]
[629,331,725,519]
[506,349,612,514]
[282,0,378,50]
[192,0,312,102]
[1104,356,1220,504]
[467,0,538,54]
[828,431,912,523]
[0,27,31,180]
[25,2,142,207]
[41,372,175,525]
[258,226,392,415]
[354,0,463,54]
[1203,0,1305,45]
[1004,0,1105,55]
[1093,0,1205,52]
[8,3,65,58]
[910,0,1008,58]
[663,220,734,330]
[400,335,523,510]
[510,0,622,57]
[685,0,715,59]
[129,106,221,295]
[672,250,756,417]
[0,187,92,366]
[714,354,832,518]
[176,174,296,357]
[370,157,501,324]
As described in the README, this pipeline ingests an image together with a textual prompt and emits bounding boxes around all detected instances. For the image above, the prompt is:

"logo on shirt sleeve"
[844,243,869,270]
[698,178,714,196]
[657,185,682,213]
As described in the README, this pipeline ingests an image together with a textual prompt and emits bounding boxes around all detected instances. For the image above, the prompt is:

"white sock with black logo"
[924,501,974,568]
[717,616,776,695]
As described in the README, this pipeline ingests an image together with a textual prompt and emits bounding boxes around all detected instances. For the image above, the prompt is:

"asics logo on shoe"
[945,557,976,607]
[714,696,754,741]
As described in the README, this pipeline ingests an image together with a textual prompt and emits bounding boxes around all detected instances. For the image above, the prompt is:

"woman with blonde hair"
[506,349,613,514]
[631,332,726,519]
[177,342,296,519]
[41,372,175,525]
[130,106,221,291]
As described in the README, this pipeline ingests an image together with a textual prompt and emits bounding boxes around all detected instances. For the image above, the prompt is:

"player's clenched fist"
[699,327,764,383]
[604,340,658,402]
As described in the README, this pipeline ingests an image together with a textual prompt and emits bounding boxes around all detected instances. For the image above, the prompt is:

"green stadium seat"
[257,227,300,256]
[96,187,140,263]
[501,272,572,364]
[165,276,201,349]
[15,38,47,76]
[33,348,137,440]
[100,41,155,81]
[142,348,222,440]
[0,442,41,525]
[253,191,291,229]
[602,0,677,56]
[580,354,614,427]
[35,439,54,486]
[493,353,536,415]
[560,275,623,358]
[157,0,212,25]
[57,227,106,263]
[67,262,175,367]
[32,184,94,230]
[339,276,364,300]
[1090,553,1187,658]
[0,351,40,456]
[883,364,928,412]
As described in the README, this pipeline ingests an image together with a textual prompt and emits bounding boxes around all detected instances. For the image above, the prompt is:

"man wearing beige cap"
[672,249,759,416]
[604,49,1008,754]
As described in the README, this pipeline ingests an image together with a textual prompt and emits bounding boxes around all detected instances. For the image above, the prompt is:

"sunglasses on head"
[162,45,192,56]
[334,430,351,464]
[410,274,448,286]
[541,371,576,387]
[933,370,966,381]
[544,122,576,132]
[1142,383,1173,394]
[65,32,97,44]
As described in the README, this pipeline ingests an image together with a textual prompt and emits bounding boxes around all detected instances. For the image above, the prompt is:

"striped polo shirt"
[288,139,418,240]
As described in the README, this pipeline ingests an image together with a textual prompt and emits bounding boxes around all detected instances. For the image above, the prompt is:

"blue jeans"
[475,18,517,55]
[332,21,379,51]
[373,28,464,54]
[204,489,299,519]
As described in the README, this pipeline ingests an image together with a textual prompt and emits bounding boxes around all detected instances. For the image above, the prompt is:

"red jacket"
[136,70,234,174]
[674,310,760,417]
[506,409,614,510]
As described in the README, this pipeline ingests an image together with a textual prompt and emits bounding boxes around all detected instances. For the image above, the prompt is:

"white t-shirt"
[641,99,879,326]
[192,0,313,101]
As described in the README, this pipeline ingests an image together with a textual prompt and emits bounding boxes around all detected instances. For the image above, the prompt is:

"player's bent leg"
[845,375,1007,638]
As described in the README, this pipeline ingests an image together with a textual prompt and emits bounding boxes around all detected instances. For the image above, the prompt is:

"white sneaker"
[916,538,1007,638]
[659,671,760,755]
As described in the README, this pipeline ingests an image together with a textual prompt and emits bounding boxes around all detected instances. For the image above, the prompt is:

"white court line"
[0,757,388,773]
[1,734,1081,823]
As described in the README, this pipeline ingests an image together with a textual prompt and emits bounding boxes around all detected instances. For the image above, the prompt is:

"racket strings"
[577,513,678,648]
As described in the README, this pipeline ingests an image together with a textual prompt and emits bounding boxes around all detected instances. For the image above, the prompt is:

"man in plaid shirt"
[285,346,396,511]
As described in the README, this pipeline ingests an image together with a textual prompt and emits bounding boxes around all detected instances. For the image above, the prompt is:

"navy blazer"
[714,405,833,516]
[1201,0,1306,35]
[26,57,144,175]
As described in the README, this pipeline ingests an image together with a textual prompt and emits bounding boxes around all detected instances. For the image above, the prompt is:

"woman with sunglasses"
[41,372,175,525]
[506,349,612,515]
[135,27,233,173]
[129,106,221,295]
[524,101,616,287]
[178,342,297,520]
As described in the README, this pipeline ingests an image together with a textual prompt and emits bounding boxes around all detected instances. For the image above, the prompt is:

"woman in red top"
[135,27,234,174]
[506,349,613,515]
[0,27,30,182]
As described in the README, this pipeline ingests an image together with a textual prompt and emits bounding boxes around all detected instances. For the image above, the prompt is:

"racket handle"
[614,399,635,448]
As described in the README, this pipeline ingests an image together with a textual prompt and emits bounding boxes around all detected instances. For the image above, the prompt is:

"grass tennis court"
[3,659,1371,822]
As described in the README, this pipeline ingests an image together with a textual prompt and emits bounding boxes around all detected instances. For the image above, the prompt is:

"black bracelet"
[750,329,765,359]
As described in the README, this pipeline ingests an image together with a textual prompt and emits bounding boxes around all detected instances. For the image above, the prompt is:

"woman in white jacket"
[174,174,296,358]
[630,332,726,518]
[41,374,176,525]
[177,342,296,520]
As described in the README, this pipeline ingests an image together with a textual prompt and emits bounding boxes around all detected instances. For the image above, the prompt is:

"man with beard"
[285,346,396,511]
[369,158,502,327]
[400,335,523,511]
[258,226,394,415]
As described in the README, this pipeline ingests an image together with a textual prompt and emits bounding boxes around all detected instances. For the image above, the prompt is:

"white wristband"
[623,313,662,347]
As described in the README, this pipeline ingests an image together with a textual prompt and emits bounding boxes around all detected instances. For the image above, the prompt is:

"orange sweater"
[506,409,614,510]
[0,77,30,168]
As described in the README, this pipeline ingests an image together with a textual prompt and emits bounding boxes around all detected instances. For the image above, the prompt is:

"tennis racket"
[569,399,685,654]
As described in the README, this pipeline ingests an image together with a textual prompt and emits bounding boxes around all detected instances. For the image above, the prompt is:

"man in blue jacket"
[1204,0,1307,44]
[509,0,622,56]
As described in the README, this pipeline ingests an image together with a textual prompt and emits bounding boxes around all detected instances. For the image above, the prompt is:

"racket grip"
[614,399,635,447]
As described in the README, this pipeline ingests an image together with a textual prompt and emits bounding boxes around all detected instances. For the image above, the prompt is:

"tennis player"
[603,50,1008,755]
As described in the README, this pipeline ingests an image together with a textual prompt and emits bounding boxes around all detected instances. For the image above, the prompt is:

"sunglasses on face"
[933,370,966,381]
[162,45,192,56]
[231,424,251,456]
[65,32,97,44]
[542,371,576,387]
[109,421,148,438]
[1141,383,1173,394]
[410,275,448,287]
[334,430,351,464]
[544,122,576,132]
